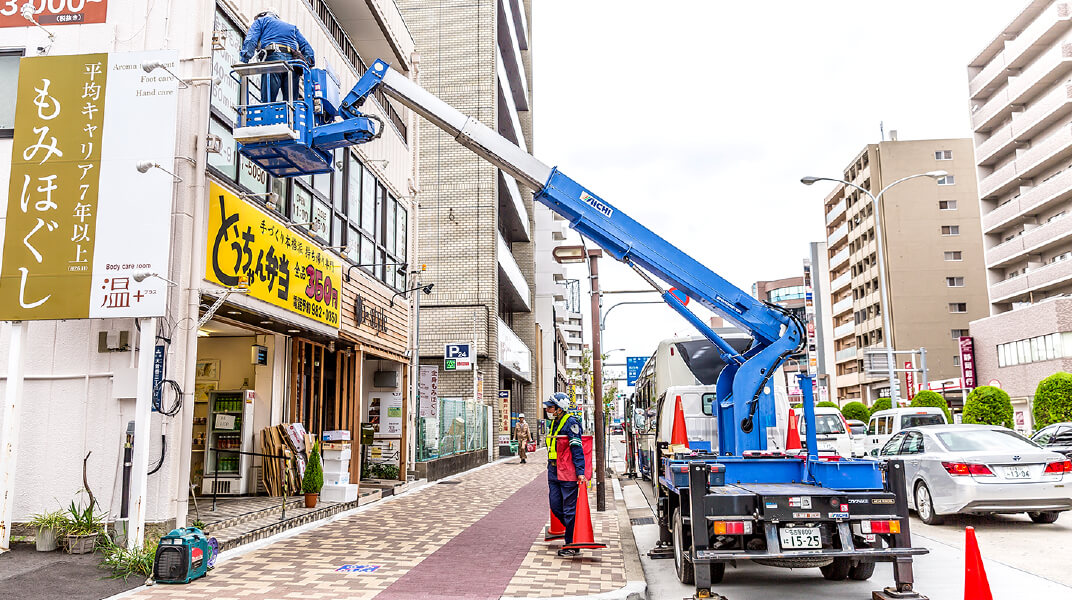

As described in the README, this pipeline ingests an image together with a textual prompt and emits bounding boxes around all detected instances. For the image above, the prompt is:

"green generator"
[152,527,214,584]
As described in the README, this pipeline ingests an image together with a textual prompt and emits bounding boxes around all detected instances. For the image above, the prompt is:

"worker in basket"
[544,392,587,557]
[240,7,316,103]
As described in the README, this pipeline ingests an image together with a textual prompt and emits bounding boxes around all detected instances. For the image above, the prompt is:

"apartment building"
[820,139,988,408]
[753,277,809,400]
[966,0,1072,430]
[397,0,538,463]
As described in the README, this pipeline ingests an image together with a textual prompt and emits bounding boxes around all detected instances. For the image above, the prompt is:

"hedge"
[816,401,839,409]
[869,398,892,415]
[1034,372,1072,428]
[910,390,952,422]
[841,401,870,423]
[962,386,1014,429]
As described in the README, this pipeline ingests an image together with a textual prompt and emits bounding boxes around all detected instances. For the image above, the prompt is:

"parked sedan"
[1031,422,1072,460]
[878,424,1072,525]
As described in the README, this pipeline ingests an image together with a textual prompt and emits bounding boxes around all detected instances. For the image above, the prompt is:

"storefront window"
[238,155,270,194]
[347,156,362,218]
[362,165,377,230]
[419,398,489,460]
[208,118,237,179]
[312,199,331,242]
[292,185,312,225]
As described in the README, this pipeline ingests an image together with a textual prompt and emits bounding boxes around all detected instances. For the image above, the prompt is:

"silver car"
[878,424,1072,525]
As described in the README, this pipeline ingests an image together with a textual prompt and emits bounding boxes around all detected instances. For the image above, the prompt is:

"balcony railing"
[835,347,858,364]
[830,247,849,269]
[826,200,846,225]
[834,323,855,339]
[982,164,1072,233]
[830,272,851,293]
[827,223,848,246]
[832,297,853,316]
[497,232,531,311]
[972,42,1072,133]
[976,84,1072,166]
[979,124,1072,199]
[969,2,1072,100]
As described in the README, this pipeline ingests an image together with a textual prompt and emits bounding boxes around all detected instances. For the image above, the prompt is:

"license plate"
[780,527,821,549]
[1003,466,1031,479]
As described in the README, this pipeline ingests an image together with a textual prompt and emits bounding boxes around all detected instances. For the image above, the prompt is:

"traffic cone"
[563,483,607,550]
[785,408,801,451]
[670,395,689,448]
[964,526,993,600]
[545,510,565,541]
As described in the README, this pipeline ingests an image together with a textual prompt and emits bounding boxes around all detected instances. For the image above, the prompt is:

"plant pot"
[303,493,318,508]
[66,533,98,555]
[35,527,58,552]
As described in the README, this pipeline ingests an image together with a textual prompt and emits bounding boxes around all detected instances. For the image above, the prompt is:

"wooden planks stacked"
[260,425,301,496]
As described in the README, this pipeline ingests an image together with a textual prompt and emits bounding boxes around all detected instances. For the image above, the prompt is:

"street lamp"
[801,170,947,402]
[553,244,608,512]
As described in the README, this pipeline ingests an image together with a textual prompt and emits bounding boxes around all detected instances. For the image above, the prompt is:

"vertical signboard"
[959,336,977,390]
[418,365,438,418]
[1,50,177,320]
[0,1,108,27]
[498,390,510,445]
[370,392,403,437]
[626,356,646,387]
[905,361,915,399]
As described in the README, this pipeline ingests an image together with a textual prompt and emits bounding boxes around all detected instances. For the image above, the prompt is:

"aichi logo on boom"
[580,191,613,217]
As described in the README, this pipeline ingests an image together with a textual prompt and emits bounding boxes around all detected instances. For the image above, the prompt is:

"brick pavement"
[123,451,631,600]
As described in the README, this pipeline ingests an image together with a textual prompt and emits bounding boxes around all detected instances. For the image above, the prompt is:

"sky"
[529,0,1024,383]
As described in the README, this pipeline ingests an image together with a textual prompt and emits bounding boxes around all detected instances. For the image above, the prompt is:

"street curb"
[500,581,646,600]
[101,454,523,600]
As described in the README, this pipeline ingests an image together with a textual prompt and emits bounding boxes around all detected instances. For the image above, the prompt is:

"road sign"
[444,343,473,371]
[626,356,646,387]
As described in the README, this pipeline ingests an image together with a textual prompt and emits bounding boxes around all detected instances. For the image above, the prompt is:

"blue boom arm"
[340,61,803,456]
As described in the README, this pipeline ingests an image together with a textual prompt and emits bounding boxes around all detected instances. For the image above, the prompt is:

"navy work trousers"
[260,51,301,103]
[547,463,579,545]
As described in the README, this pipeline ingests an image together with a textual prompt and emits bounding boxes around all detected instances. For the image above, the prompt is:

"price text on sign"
[1,1,108,27]
[205,182,341,329]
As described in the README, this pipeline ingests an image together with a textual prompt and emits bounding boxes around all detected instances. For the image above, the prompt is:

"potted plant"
[302,441,324,508]
[28,509,65,552]
[63,498,104,554]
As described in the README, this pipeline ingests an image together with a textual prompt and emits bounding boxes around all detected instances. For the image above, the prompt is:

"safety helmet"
[543,392,569,411]
[255,8,280,20]
[518,413,525,419]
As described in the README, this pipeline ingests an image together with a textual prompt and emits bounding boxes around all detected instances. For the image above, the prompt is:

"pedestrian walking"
[514,413,531,464]
[239,7,316,102]
[543,393,587,557]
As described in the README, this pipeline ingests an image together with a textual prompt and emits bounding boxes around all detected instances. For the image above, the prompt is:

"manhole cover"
[437,480,461,485]
[630,517,655,525]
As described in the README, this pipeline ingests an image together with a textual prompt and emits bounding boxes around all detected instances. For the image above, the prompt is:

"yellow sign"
[205,181,342,329]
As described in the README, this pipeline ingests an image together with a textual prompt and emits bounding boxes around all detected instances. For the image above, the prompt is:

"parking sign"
[444,343,473,371]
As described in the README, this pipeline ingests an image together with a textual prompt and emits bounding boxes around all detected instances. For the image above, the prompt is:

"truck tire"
[914,482,944,525]
[848,560,876,580]
[1027,511,1060,523]
[819,557,851,581]
[672,508,694,585]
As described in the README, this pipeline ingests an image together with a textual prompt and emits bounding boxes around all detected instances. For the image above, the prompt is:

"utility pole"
[588,249,606,512]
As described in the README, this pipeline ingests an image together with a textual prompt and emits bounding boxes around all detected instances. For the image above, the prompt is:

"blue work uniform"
[546,413,586,545]
[240,15,316,102]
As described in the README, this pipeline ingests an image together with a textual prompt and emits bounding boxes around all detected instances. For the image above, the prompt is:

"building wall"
[810,242,839,402]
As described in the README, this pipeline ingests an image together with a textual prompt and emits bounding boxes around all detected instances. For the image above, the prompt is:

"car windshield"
[849,424,866,435]
[901,414,945,428]
[935,429,1040,452]
[674,338,751,385]
[804,414,845,435]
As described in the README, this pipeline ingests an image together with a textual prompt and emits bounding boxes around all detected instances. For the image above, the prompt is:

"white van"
[865,407,947,456]
[796,407,855,457]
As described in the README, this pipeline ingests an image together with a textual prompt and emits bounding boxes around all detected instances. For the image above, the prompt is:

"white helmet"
[255,7,279,20]
[543,392,569,411]
[518,413,525,419]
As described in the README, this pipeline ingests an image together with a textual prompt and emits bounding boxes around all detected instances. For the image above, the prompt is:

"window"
[880,433,905,456]
[948,303,967,313]
[1,49,24,137]
[939,200,958,210]
[946,276,965,287]
[951,329,969,339]
[953,356,960,366]
[935,150,953,160]
[998,332,1065,368]
[901,432,925,454]
[944,251,963,261]
[937,175,955,185]
[941,225,960,236]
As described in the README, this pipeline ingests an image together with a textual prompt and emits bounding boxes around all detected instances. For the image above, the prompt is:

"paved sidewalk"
[120,450,640,600]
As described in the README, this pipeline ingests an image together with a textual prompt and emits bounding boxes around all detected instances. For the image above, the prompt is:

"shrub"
[302,441,324,494]
[910,390,952,422]
[816,401,839,409]
[841,402,870,423]
[1034,372,1072,428]
[963,386,1014,428]
[869,398,892,415]
[99,538,158,580]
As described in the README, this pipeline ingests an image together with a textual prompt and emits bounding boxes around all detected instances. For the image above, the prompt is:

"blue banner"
[626,356,646,387]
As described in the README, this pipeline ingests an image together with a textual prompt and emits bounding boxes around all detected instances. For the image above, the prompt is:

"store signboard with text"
[205,181,342,329]
[419,365,438,418]
[1,1,108,27]
[369,391,403,438]
[0,50,177,320]
[498,390,510,437]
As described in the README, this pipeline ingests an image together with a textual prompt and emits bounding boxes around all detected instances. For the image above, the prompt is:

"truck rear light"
[860,520,900,534]
[942,462,995,476]
[711,520,752,535]
[1044,460,1072,474]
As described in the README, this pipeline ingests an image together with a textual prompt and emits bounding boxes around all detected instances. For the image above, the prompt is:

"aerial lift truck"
[232,57,929,600]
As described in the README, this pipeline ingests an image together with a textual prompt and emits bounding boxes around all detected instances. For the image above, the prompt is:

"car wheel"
[820,557,851,581]
[1027,511,1060,524]
[672,508,694,584]
[848,560,876,580]
[915,482,944,525]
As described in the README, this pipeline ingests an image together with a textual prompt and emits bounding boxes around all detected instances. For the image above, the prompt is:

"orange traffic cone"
[964,526,993,600]
[563,483,607,550]
[545,510,565,541]
[785,408,801,451]
[670,395,689,448]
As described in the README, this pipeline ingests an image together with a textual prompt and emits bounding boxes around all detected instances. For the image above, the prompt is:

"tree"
[963,386,1014,429]
[910,390,952,422]
[816,401,839,409]
[869,398,892,415]
[841,401,870,423]
[1034,372,1072,428]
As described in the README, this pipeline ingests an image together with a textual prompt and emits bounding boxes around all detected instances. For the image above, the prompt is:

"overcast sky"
[529,0,1024,382]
